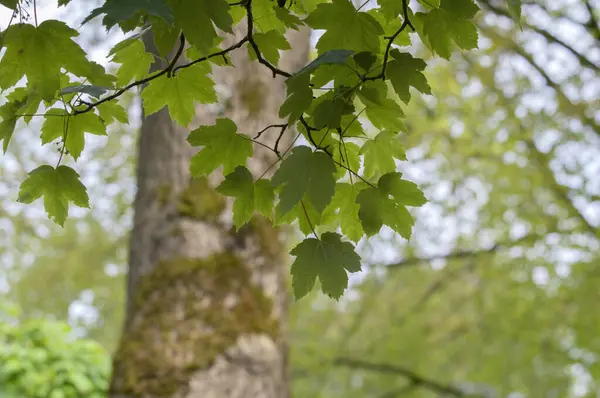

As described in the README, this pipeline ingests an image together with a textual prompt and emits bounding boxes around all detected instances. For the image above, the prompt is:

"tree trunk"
[109,22,310,398]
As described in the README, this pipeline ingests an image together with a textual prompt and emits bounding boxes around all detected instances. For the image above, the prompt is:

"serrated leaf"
[0,20,112,101]
[321,183,364,242]
[279,74,312,123]
[386,50,431,103]
[141,63,217,126]
[379,172,428,207]
[507,0,522,26]
[360,130,406,178]
[188,118,253,176]
[112,39,154,86]
[416,0,479,59]
[250,30,291,66]
[83,0,173,29]
[353,51,377,72]
[312,91,355,130]
[97,101,129,124]
[6,87,41,124]
[356,172,426,238]
[357,82,406,132]
[0,97,24,152]
[274,195,321,235]
[217,166,275,229]
[306,0,384,55]
[377,0,403,20]
[150,17,180,57]
[41,109,106,160]
[107,26,151,57]
[333,141,361,180]
[290,232,361,299]
[272,146,336,215]
[17,165,89,226]
[168,0,232,52]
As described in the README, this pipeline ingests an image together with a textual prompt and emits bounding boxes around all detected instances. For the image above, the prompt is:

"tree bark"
[109,22,310,398]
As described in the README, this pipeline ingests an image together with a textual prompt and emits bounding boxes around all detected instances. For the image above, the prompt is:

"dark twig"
[363,0,414,82]
[254,123,288,139]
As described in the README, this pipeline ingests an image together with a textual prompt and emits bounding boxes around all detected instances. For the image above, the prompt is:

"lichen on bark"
[112,252,280,397]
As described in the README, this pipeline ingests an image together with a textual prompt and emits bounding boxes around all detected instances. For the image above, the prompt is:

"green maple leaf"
[188,118,253,176]
[150,18,180,57]
[417,0,479,59]
[6,87,41,124]
[217,166,275,229]
[83,0,173,30]
[112,39,154,86]
[290,232,361,299]
[272,146,337,215]
[17,165,89,227]
[274,197,322,236]
[360,131,406,179]
[356,172,427,238]
[332,141,361,180]
[507,0,522,27]
[250,30,291,66]
[141,63,217,126]
[321,183,364,242]
[279,74,313,123]
[41,109,107,160]
[0,20,112,101]
[386,50,431,103]
[306,0,384,55]
[377,0,403,20]
[0,95,28,152]
[357,82,407,132]
[97,102,129,125]
[169,0,232,52]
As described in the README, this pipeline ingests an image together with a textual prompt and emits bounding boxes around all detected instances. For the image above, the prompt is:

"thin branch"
[334,357,467,397]
[383,233,541,270]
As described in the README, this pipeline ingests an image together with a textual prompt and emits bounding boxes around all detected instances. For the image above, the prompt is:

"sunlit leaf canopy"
[1,0,600,396]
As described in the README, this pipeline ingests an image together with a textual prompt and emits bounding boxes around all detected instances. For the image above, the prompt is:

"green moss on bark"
[177,177,226,220]
[111,252,279,397]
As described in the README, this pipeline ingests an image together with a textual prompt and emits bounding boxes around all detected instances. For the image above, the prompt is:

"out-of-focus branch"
[478,25,600,139]
[384,233,540,270]
[334,357,468,396]
[479,0,599,72]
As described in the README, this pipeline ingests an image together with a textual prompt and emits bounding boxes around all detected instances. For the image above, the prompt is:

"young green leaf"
[333,141,361,180]
[507,0,522,27]
[83,0,173,29]
[386,50,431,103]
[305,0,384,55]
[271,146,337,215]
[360,131,406,179]
[357,82,407,132]
[249,30,291,66]
[112,39,154,86]
[274,197,322,236]
[356,172,427,238]
[41,109,107,160]
[188,118,253,176]
[321,183,364,242]
[416,0,480,59]
[290,232,362,299]
[17,165,89,227]
[0,97,26,152]
[169,0,233,52]
[0,20,111,101]
[141,63,217,126]
[279,74,313,123]
[217,166,275,229]
[97,102,129,125]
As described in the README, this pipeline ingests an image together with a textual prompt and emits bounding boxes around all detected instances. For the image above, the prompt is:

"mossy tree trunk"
[108,22,310,398]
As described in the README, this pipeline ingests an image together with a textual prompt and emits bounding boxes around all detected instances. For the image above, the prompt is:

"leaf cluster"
[0,0,521,299]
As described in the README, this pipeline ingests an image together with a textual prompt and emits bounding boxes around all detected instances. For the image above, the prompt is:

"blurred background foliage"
[0,0,599,397]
